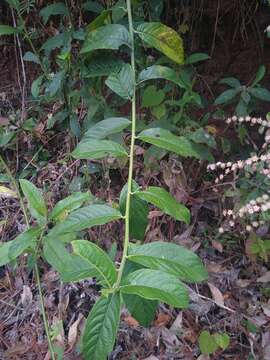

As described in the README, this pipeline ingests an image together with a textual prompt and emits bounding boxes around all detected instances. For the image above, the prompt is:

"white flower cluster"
[226,116,270,128]
[219,194,270,233]
[207,153,270,183]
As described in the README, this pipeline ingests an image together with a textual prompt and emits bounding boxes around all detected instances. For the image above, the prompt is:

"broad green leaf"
[43,238,94,282]
[119,181,149,241]
[252,65,266,86]
[0,228,39,266]
[199,331,219,355]
[72,240,117,287]
[82,1,104,13]
[213,333,230,350]
[19,179,47,224]
[50,191,92,221]
[105,64,134,100]
[23,51,40,64]
[121,269,189,308]
[82,293,121,360]
[39,3,69,24]
[138,65,179,85]
[46,70,65,97]
[82,54,124,78]
[41,33,66,52]
[4,0,20,10]
[72,139,128,160]
[135,187,190,223]
[81,24,131,54]
[142,85,165,107]
[86,10,110,32]
[83,118,130,140]
[249,87,270,102]
[136,22,184,64]
[236,98,248,116]
[31,75,43,98]
[137,128,202,159]
[112,0,126,23]
[219,77,241,88]
[49,204,122,236]
[128,241,208,283]
[0,25,17,35]
[185,52,210,64]
[214,89,239,105]
[188,128,216,148]
[241,90,251,104]
[123,294,157,327]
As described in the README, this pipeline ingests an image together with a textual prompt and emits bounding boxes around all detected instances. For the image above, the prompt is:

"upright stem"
[0,155,55,360]
[116,0,136,287]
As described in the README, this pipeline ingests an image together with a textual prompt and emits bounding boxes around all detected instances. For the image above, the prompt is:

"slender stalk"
[115,0,136,287]
[0,154,56,360]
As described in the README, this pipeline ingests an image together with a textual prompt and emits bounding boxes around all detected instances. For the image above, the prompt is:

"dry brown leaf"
[211,240,223,253]
[21,285,33,308]
[257,272,270,283]
[208,282,224,307]
[154,313,171,327]
[0,116,9,126]
[68,313,84,349]
[170,312,183,334]
[207,262,224,273]
[143,356,159,360]
[123,315,139,327]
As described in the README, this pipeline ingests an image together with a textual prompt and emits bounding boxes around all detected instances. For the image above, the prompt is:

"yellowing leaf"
[0,185,17,198]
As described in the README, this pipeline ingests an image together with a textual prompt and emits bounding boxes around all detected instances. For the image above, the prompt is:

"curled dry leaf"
[68,313,84,349]
[123,315,139,327]
[257,271,270,283]
[154,313,171,327]
[208,282,224,307]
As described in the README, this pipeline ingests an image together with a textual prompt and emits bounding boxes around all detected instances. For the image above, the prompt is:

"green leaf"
[137,128,202,159]
[39,3,69,24]
[0,25,17,35]
[83,118,131,140]
[252,65,266,86]
[82,293,121,360]
[49,204,122,236]
[82,1,104,13]
[31,75,43,98]
[119,181,149,241]
[138,65,179,85]
[72,139,128,160]
[41,33,66,52]
[142,85,165,107]
[121,269,188,308]
[81,24,130,54]
[249,87,270,102]
[50,191,92,221]
[0,228,39,266]
[5,0,20,10]
[188,128,216,148]
[136,22,184,64]
[23,51,40,64]
[236,98,248,116]
[86,10,110,32]
[213,333,230,350]
[123,294,157,327]
[128,241,208,283]
[214,89,239,105]
[199,331,219,355]
[19,179,47,225]
[43,238,94,282]
[185,52,210,64]
[219,77,241,88]
[46,70,65,97]
[72,240,117,287]
[105,64,134,100]
[135,187,190,223]
[82,54,124,78]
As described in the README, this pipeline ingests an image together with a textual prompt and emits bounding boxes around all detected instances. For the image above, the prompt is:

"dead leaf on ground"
[257,272,270,283]
[211,239,223,253]
[123,315,139,327]
[170,312,183,334]
[68,313,84,349]
[21,285,33,308]
[154,313,171,327]
[208,282,224,307]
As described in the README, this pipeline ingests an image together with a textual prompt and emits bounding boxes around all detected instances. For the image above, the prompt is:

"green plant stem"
[0,154,55,360]
[115,0,136,288]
